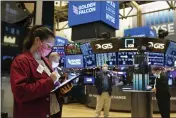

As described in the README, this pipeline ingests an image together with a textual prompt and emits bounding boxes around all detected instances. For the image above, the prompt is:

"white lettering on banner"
[73,2,96,15]
[68,59,81,65]
[131,34,146,37]
[106,13,115,24]
[148,42,165,49]
[95,43,113,50]
[106,1,116,8]
[56,38,65,44]
[151,23,174,35]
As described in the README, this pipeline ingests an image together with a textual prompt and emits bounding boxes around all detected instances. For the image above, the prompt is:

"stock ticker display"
[80,43,94,56]
[65,43,82,55]
[144,52,164,66]
[52,46,65,57]
[96,53,117,67]
[118,52,137,66]
[84,54,96,68]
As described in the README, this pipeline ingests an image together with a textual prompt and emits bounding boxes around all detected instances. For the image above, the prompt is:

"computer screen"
[52,46,65,57]
[84,76,94,84]
[84,54,96,68]
[118,52,137,66]
[96,52,117,67]
[80,42,93,56]
[65,55,84,68]
[65,43,82,55]
[166,41,176,56]
[165,55,176,67]
[145,52,164,66]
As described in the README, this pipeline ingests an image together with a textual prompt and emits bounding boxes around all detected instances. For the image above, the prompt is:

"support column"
[35,0,43,25]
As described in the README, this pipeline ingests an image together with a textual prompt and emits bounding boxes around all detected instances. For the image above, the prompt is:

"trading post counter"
[85,85,176,112]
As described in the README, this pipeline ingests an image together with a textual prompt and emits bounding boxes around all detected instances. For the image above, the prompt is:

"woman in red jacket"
[10,25,71,118]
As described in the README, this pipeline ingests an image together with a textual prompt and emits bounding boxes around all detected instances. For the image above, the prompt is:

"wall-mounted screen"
[65,55,83,68]
[166,41,176,56]
[145,52,164,66]
[165,55,176,67]
[52,46,65,57]
[65,43,82,55]
[80,42,93,55]
[84,76,95,84]
[118,52,137,66]
[96,52,117,67]
[84,54,96,68]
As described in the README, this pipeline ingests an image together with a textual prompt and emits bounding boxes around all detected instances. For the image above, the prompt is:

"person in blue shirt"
[95,64,113,117]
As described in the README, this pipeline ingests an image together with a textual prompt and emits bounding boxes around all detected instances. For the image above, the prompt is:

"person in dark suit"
[95,64,113,117]
[151,67,171,118]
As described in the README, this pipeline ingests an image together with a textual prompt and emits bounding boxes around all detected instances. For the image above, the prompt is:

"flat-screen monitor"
[80,42,93,56]
[96,52,117,67]
[165,55,176,67]
[52,46,65,57]
[145,52,164,66]
[84,76,94,84]
[65,55,84,68]
[118,52,137,66]
[65,43,82,55]
[166,41,176,56]
[84,54,96,68]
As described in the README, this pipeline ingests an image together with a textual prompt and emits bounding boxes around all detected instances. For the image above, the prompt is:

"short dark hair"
[23,25,55,51]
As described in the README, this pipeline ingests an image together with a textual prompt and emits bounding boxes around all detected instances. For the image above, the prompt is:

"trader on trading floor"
[95,64,113,118]
[151,67,171,118]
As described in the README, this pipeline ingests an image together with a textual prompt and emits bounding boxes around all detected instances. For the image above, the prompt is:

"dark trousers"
[156,92,170,118]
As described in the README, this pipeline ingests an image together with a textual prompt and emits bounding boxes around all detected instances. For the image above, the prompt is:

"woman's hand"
[60,83,73,94]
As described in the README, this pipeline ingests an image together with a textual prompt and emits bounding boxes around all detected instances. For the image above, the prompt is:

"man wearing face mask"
[48,52,72,118]
[151,67,171,118]
[95,64,113,117]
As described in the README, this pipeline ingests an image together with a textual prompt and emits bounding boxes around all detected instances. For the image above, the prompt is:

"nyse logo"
[125,39,134,48]
[148,42,165,49]
[68,59,81,65]
[95,43,113,50]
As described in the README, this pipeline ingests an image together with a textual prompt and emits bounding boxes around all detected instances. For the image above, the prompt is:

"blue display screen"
[118,52,137,66]
[80,43,93,56]
[145,52,164,66]
[52,46,65,57]
[65,55,84,68]
[84,54,96,68]
[54,36,68,46]
[166,41,176,56]
[96,52,117,67]
[84,76,94,84]
[165,55,176,67]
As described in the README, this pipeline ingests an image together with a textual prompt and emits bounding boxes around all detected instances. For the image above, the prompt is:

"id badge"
[37,64,44,74]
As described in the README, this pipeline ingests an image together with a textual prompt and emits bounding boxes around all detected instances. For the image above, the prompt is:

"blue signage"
[55,36,68,46]
[68,1,119,29]
[124,26,156,38]
[65,55,84,68]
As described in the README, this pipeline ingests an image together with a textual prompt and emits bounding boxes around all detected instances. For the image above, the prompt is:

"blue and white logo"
[68,59,81,65]
[73,5,79,15]
[55,36,68,46]
[66,55,83,68]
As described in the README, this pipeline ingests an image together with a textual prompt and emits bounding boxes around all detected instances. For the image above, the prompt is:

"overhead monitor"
[80,42,93,56]
[65,55,84,68]
[84,54,96,68]
[118,52,137,66]
[166,41,176,56]
[145,52,164,66]
[65,43,82,55]
[52,46,65,57]
[96,52,117,67]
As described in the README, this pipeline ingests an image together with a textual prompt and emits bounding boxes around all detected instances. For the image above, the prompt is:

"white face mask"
[52,62,59,69]
[102,67,108,71]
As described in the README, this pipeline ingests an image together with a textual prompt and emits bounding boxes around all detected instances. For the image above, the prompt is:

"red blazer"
[10,51,56,118]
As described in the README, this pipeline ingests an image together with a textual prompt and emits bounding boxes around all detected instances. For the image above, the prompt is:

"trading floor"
[62,103,176,117]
